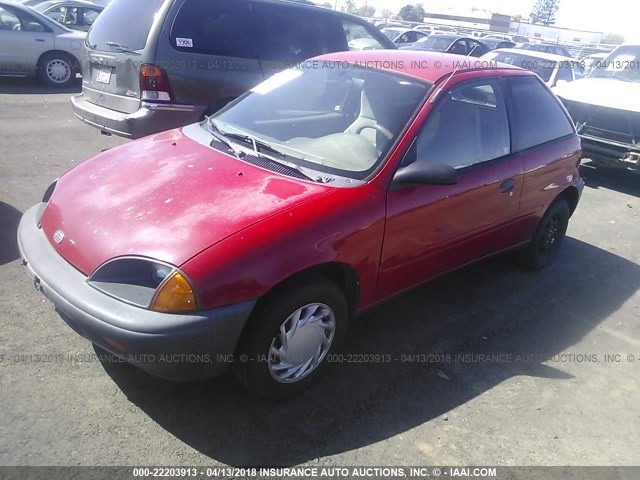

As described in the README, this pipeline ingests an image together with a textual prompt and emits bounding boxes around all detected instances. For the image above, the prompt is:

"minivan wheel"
[38,52,78,88]
[233,275,348,399]
[517,197,570,270]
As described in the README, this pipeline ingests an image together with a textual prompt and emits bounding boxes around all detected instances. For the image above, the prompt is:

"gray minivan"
[71,0,395,138]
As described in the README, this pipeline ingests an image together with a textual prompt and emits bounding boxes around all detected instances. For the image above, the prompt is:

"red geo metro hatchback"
[18,51,583,398]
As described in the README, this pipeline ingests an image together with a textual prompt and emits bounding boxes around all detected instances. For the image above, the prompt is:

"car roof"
[496,48,575,62]
[314,50,524,83]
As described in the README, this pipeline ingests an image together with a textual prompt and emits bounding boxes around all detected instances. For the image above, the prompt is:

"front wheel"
[517,197,570,270]
[233,275,348,399]
[37,52,79,88]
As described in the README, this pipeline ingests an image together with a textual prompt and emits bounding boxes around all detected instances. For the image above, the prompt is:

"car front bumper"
[17,204,255,381]
[71,94,206,139]
[580,135,640,172]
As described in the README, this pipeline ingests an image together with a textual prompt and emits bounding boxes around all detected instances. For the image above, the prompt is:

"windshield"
[87,0,164,51]
[486,52,555,82]
[208,65,431,180]
[415,36,454,51]
[589,46,640,82]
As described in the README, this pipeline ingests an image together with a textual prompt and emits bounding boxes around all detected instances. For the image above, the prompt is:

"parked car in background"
[381,27,427,45]
[482,34,512,42]
[71,0,395,139]
[415,25,441,35]
[434,25,457,34]
[581,52,608,75]
[481,38,516,51]
[554,44,640,173]
[483,49,584,87]
[511,35,529,43]
[0,0,85,86]
[517,42,572,58]
[400,34,490,57]
[19,50,583,398]
[31,0,104,32]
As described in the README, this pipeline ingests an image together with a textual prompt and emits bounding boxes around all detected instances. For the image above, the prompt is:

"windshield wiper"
[207,118,244,158]
[105,41,138,54]
[207,118,323,183]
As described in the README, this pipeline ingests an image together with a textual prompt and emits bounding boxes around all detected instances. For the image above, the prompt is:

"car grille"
[562,99,640,147]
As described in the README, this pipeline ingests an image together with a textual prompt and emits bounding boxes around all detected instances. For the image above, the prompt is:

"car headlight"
[88,257,197,313]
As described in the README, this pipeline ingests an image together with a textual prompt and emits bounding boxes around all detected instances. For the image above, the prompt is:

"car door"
[378,78,524,298]
[0,5,53,75]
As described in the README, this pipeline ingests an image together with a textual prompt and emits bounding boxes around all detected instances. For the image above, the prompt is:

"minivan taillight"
[140,64,173,102]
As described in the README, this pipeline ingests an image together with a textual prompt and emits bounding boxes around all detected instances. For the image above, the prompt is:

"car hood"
[553,77,640,112]
[40,128,334,276]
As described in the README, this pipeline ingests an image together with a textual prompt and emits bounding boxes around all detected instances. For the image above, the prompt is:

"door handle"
[35,38,45,42]
[499,178,515,194]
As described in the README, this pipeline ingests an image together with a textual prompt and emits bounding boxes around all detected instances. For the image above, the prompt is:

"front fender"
[181,184,386,311]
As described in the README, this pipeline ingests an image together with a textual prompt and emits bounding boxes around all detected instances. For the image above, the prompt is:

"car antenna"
[430,44,479,104]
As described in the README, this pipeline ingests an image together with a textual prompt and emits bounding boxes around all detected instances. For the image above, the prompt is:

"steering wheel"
[355,123,393,140]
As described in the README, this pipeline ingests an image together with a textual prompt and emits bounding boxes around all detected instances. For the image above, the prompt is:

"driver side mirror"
[393,160,459,187]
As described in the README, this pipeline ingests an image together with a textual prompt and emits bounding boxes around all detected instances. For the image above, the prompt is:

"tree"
[602,33,624,45]
[318,1,333,8]
[530,0,560,26]
[398,4,426,22]
[381,8,393,19]
[512,13,523,22]
[341,0,357,14]
[357,5,376,17]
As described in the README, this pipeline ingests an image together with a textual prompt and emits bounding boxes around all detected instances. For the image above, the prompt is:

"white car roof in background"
[490,48,575,63]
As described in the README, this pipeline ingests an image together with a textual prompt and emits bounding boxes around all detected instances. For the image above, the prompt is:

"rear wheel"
[517,197,570,270]
[38,52,79,88]
[233,275,348,399]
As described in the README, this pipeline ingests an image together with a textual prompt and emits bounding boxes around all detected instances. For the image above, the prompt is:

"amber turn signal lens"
[151,272,197,312]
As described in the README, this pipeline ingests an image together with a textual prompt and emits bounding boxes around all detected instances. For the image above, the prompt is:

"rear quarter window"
[505,75,574,152]
[170,0,256,58]
[252,3,346,64]
[87,0,165,51]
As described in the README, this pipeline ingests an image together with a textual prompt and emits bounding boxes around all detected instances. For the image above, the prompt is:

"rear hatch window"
[87,0,165,51]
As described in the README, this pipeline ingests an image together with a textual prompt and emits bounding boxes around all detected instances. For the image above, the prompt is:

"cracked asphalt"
[1,77,639,468]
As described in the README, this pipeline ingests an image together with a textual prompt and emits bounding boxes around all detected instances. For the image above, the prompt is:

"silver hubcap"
[268,302,335,383]
[46,59,71,83]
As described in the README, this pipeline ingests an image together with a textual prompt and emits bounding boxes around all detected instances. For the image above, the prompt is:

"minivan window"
[252,3,345,66]
[87,0,165,51]
[343,20,385,50]
[170,0,255,58]
[505,76,574,151]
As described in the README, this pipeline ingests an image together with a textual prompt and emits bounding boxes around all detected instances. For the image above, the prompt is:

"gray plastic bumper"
[17,204,255,381]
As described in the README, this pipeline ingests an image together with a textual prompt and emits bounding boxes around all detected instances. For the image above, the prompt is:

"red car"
[18,51,583,398]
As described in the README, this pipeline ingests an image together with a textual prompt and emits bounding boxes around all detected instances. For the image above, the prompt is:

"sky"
[332,0,639,41]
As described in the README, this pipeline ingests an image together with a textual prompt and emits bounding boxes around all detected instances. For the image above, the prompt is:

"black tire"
[233,274,348,399]
[37,52,79,88]
[517,197,570,270]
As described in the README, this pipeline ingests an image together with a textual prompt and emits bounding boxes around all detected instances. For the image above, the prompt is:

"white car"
[380,27,428,45]
[580,52,608,75]
[0,0,85,87]
[482,48,585,87]
[554,44,640,173]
